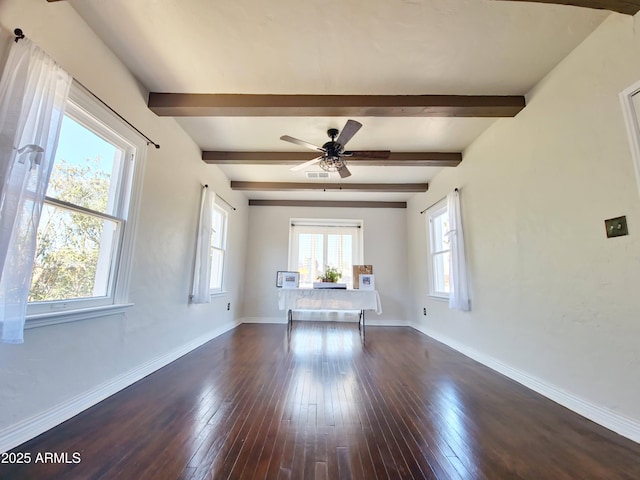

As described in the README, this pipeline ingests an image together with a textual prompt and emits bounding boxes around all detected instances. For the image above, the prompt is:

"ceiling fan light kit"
[319,157,346,172]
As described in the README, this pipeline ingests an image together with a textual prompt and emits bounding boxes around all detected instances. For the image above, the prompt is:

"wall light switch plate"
[605,216,628,238]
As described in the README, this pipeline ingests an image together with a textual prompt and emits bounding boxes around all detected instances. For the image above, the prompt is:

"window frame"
[25,83,146,327]
[426,200,451,299]
[288,218,364,289]
[209,201,228,294]
[619,80,640,200]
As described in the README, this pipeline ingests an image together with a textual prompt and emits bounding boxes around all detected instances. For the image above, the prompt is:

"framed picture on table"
[277,271,299,289]
[359,274,375,290]
[353,265,373,288]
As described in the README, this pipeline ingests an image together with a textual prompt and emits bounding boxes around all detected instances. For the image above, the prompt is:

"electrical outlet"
[605,216,628,238]
[227,303,231,311]
[423,308,427,316]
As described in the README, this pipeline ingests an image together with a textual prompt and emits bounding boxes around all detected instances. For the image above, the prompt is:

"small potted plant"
[317,266,342,283]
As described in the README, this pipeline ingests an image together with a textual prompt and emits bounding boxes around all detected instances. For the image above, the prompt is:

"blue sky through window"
[46,114,121,214]
[55,114,116,172]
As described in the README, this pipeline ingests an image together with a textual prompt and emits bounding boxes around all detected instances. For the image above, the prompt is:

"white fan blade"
[290,156,323,171]
[280,135,325,152]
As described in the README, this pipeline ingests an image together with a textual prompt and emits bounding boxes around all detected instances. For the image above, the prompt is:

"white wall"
[408,13,640,440]
[242,206,410,325]
[0,0,248,450]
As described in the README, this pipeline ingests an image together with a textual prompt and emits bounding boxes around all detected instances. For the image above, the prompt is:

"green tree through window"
[29,156,114,302]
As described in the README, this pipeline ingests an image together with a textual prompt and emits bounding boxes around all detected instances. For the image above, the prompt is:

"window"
[288,219,363,288]
[209,202,228,292]
[427,201,451,298]
[27,84,145,319]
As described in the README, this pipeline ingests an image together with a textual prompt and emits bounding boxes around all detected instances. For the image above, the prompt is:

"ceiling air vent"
[306,171,330,179]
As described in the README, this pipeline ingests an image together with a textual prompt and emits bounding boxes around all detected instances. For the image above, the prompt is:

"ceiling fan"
[280,119,390,178]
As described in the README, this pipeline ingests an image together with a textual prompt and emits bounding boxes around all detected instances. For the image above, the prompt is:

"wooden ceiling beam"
[230,181,428,192]
[51,0,638,12]
[203,151,462,167]
[494,0,640,15]
[148,93,525,118]
[249,200,407,208]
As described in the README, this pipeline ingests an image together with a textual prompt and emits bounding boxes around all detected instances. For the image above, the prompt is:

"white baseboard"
[239,316,287,324]
[0,320,238,453]
[411,323,640,444]
[365,319,411,327]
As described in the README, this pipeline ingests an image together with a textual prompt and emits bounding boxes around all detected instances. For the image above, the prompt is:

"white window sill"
[25,303,134,329]
[428,294,450,302]
[210,290,229,298]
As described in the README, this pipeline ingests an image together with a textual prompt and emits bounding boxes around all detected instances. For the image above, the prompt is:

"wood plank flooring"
[3,322,640,479]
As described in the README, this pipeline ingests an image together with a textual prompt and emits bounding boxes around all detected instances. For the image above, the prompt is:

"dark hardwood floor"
[3,322,640,479]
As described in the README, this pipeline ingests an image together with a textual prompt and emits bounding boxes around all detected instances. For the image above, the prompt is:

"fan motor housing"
[322,141,342,158]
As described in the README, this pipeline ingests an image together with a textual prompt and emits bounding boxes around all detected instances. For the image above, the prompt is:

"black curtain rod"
[203,184,237,211]
[419,188,459,214]
[291,224,361,228]
[76,81,160,149]
[14,28,160,150]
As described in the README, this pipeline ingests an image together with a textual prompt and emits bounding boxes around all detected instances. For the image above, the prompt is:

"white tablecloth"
[278,289,382,315]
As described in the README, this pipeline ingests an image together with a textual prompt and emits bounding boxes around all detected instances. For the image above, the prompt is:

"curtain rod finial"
[14,28,25,42]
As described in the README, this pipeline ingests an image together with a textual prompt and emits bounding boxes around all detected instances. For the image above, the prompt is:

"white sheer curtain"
[191,186,214,303]
[447,189,470,311]
[0,38,71,343]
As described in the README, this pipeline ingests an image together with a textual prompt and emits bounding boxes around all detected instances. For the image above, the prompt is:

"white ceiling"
[67,0,609,202]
